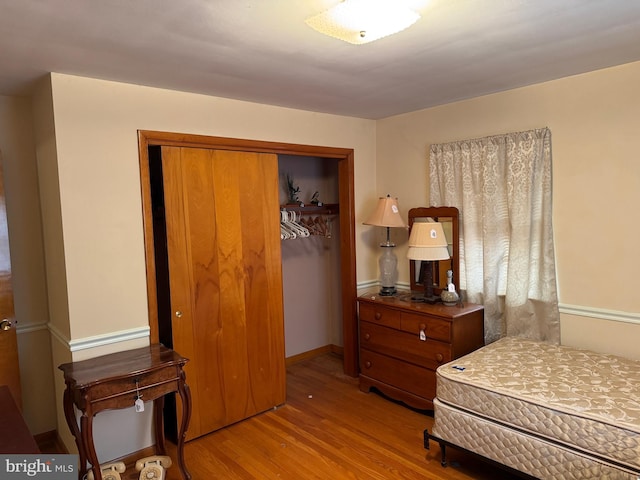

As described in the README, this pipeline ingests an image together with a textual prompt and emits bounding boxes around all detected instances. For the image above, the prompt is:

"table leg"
[176,372,192,480]
[81,412,102,480]
[62,387,88,480]
[153,396,166,455]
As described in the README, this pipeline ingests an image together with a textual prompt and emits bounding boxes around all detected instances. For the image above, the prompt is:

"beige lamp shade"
[363,196,406,228]
[407,221,450,261]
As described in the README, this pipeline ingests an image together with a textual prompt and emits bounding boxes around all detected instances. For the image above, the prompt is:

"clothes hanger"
[291,211,310,238]
[280,210,296,239]
[285,210,309,238]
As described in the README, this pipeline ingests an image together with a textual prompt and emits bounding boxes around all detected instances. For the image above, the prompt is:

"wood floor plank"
[162,354,520,480]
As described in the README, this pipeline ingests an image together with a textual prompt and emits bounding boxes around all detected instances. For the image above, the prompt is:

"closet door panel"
[162,146,285,440]
[231,152,286,411]
[162,146,212,439]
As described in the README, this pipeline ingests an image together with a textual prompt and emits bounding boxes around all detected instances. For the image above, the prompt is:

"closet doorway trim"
[137,130,358,376]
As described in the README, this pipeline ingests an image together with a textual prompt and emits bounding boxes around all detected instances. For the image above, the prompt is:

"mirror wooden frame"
[408,206,459,295]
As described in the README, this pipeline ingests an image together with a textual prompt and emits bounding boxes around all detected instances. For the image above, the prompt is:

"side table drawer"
[359,302,400,329]
[360,349,436,401]
[93,379,179,412]
[400,311,451,342]
[360,321,451,370]
[84,366,180,411]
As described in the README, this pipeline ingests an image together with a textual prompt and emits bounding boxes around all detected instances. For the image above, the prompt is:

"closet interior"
[278,155,343,362]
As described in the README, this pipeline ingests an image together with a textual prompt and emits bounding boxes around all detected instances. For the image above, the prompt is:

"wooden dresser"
[358,290,484,410]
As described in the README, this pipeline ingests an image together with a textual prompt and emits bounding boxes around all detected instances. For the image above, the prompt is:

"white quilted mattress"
[432,337,640,474]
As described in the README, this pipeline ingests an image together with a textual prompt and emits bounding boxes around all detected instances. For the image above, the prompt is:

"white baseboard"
[48,323,150,352]
[559,303,640,326]
[16,321,48,334]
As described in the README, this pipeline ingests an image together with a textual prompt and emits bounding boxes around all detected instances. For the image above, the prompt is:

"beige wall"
[0,94,56,435]
[34,73,377,458]
[45,73,376,343]
[376,61,640,359]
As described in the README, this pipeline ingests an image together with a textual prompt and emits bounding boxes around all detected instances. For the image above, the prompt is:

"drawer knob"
[374,312,382,320]
[364,361,371,369]
[436,353,444,363]
[364,333,371,341]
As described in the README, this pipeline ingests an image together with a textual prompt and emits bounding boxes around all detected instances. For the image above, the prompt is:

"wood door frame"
[138,131,359,376]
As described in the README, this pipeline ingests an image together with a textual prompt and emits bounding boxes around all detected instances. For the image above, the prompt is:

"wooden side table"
[58,344,191,480]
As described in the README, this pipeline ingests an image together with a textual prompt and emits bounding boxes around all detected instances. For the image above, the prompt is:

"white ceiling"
[2,0,640,119]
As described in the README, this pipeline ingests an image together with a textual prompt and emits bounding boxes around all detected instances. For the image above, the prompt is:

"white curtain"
[429,128,559,344]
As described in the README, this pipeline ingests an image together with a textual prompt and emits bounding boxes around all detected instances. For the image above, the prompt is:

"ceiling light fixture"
[305,0,421,45]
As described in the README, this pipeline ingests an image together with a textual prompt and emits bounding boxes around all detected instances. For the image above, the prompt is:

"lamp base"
[411,294,441,304]
[379,286,397,296]
[377,241,398,297]
[422,294,441,304]
[412,261,441,304]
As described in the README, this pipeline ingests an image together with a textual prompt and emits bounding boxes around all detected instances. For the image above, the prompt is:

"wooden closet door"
[161,146,285,440]
[0,155,20,409]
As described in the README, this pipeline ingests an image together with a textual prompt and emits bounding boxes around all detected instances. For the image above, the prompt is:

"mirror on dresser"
[408,206,459,297]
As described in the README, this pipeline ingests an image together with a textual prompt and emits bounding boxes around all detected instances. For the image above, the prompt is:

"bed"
[425,336,640,479]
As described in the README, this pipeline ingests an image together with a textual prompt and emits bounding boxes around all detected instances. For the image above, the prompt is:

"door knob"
[0,319,13,330]
[175,311,183,318]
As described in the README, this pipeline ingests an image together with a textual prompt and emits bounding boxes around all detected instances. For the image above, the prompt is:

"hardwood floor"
[162,353,520,480]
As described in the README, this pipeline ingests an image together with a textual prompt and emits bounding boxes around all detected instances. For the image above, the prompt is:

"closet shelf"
[281,203,339,215]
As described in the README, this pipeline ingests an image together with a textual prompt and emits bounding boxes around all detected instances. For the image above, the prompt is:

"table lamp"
[363,195,406,296]
[406,221,450,303]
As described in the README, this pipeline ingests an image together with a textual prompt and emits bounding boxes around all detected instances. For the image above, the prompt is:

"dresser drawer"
[360,349,436,401]
[359,302,401,329]
[400,311,451,342]
[360,321,451,370]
